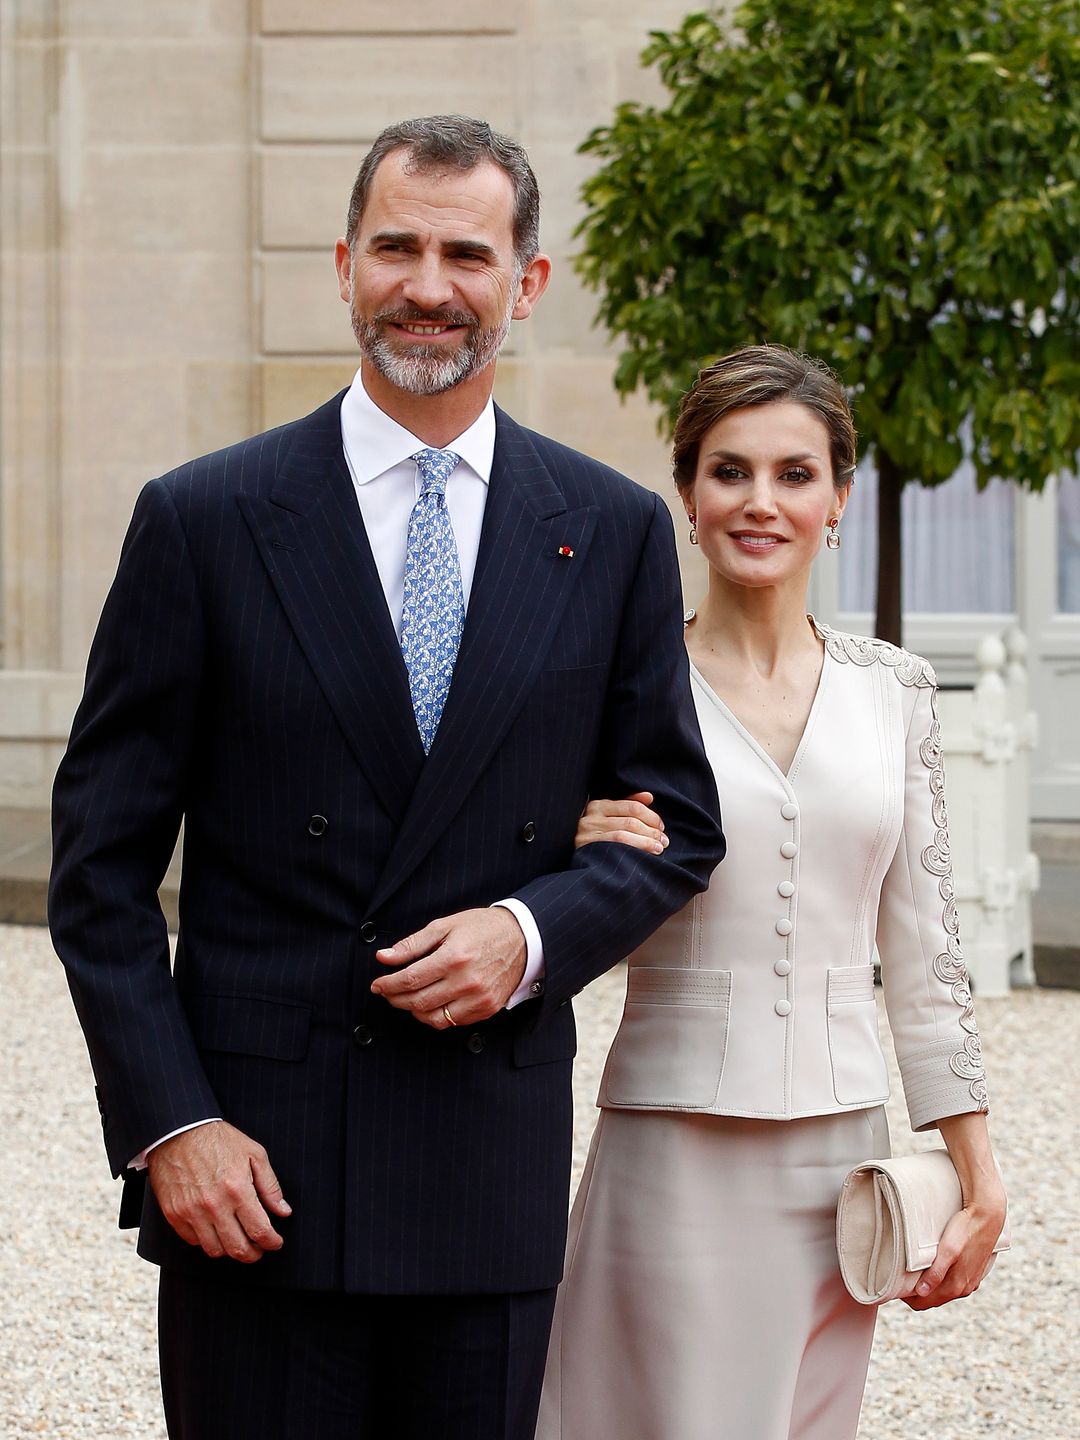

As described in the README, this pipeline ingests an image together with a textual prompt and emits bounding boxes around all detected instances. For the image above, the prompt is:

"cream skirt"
[536,1105,890,1440]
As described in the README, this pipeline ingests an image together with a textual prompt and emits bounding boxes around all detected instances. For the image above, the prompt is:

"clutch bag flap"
[836,1148,1011,1305]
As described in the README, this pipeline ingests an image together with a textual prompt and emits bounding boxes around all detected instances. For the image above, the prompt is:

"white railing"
[935,631,1040,996]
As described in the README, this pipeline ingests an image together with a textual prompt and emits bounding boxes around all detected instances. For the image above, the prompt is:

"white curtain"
[1058,474,1080,613]
[839,454,1015,615]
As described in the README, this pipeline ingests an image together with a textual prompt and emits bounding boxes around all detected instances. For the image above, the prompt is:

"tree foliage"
[576,0,1080,637]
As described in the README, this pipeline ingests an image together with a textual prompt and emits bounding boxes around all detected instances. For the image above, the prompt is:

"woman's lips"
[729,533,785,550]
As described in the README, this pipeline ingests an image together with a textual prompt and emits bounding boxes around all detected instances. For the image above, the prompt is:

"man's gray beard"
[352,294,516,397]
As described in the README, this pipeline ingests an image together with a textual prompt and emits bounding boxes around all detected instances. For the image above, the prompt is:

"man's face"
[338,151,546,397]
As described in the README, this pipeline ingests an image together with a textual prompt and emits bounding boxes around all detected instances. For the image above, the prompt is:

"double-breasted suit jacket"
[597,621,989,1135]
[49,393,724,1295]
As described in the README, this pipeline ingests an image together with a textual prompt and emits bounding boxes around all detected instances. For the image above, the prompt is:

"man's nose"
[401,255,456,311]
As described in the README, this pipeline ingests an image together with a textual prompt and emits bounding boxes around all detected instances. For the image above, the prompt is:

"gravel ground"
[3,922,1077,1439]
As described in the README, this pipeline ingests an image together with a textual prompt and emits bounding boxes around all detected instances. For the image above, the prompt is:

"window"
[839,456,1015,614]
[1058,474,1080,614]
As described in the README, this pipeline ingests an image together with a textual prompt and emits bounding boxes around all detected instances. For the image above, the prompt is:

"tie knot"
[411,448,461,497]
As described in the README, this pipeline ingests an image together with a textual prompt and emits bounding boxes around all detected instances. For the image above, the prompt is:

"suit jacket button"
[353,1025,374,1047]
[467,1033,485,1054]
[360,921,377,944]
[521,820,537,843]
[307,814,328,837]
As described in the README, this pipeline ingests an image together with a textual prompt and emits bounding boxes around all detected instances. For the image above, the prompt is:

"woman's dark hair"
[672,345,856,492]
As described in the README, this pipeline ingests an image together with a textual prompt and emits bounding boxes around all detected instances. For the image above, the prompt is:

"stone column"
[0,0,255,804]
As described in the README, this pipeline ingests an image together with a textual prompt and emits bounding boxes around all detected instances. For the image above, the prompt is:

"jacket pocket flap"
[187,993,311,1061]
[827,965,876,1006]
[512,1008,578,1068]
[627,966,731,1006]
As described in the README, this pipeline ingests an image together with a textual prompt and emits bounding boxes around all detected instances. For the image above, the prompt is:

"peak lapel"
[368,412,597,913]
[238,393,424,824]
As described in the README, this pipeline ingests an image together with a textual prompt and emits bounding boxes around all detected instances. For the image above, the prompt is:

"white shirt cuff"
[128,1117,222,1171]
[492,899,546,1009]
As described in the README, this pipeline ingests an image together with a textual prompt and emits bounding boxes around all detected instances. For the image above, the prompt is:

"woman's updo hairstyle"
[672,345,856,494]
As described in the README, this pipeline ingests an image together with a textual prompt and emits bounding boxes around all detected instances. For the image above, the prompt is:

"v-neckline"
[686,614,831,784]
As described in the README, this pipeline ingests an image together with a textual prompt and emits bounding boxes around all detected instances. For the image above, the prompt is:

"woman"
[536,346,1007,1440]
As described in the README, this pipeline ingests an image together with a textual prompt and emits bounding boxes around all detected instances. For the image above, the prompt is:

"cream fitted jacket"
[597,621,989,1134]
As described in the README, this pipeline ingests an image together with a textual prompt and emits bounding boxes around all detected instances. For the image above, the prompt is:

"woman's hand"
[901,1189,1008,1309]
[575,791,669,854]
[903,1111,1008,1311]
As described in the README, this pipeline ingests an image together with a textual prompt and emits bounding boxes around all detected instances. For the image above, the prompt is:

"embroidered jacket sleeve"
[876,672,989,1132]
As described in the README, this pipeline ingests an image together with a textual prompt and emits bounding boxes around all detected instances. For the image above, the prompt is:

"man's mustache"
[374,307,478,329]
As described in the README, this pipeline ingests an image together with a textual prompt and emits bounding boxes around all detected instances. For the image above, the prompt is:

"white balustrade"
[934,630,1040,996]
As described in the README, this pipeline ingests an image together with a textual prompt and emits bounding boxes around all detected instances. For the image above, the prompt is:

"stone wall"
[0,0,721,805]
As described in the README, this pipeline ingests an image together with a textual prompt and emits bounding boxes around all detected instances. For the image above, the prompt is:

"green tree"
[576,0,1080,643]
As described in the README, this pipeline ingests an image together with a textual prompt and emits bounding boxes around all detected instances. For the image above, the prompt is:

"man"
[50,115,724,1439]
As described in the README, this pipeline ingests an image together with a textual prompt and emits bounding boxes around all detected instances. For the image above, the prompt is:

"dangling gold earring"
[826,517,841,550]
[689,513,699,546]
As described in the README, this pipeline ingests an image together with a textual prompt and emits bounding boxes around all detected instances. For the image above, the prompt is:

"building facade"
[3,0,1078,816]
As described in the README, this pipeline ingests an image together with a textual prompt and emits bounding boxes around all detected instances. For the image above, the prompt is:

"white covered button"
[777,881,795,898]
[774,999,792,1017]
[774,959,792,976]
[781,802,798,820]
[780,841,798,859]
[775,918,793,936]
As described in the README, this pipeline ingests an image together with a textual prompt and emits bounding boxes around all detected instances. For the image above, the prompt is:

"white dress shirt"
[130,371,544,1170]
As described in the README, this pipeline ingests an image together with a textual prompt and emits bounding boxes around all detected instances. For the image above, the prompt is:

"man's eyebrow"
[368,229,419,248]
[443,239,499,260]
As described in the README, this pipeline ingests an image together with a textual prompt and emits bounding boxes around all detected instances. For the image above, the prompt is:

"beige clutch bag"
[836,1148,1011,1305]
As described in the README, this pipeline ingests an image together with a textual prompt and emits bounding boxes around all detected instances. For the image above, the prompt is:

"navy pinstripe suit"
[50,392,723,1302]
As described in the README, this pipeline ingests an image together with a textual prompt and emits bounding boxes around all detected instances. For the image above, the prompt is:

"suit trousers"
[537,1105,890,1440]
[158,1268,557,1440]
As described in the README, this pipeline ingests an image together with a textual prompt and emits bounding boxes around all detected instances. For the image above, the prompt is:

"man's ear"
[512,253,552,321]
[334,239,352,303]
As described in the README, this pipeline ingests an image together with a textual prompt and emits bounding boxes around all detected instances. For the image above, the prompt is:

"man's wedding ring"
[442,1005,457,1027]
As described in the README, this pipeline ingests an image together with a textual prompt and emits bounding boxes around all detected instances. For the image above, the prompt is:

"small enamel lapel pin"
[557,546,575,558]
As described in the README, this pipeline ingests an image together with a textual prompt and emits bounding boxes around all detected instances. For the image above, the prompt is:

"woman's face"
[685,401,848,592]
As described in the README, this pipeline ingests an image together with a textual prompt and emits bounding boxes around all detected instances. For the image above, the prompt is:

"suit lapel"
[368,411,597,913]
[238,393,424,825]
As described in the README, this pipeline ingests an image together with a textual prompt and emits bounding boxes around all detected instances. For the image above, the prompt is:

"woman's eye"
[783,467,814,483]
[711,465,745,482]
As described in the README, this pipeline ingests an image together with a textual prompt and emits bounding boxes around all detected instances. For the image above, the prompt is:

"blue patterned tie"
[401,448,465,753]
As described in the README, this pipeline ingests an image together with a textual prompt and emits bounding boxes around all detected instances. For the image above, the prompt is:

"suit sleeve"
[511,493,725,1011]
[877,679,990,1132]
[49,478,221,1176]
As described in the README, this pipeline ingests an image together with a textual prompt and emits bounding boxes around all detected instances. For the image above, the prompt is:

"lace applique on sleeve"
[811,620,937,689]
[918,694,988,1110]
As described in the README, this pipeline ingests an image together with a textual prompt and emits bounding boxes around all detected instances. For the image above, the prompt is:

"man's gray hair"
[345,115,541,269]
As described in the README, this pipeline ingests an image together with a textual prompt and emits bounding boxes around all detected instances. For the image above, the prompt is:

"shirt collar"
[340,368,496,487]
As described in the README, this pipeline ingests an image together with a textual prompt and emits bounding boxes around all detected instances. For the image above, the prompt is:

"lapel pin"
[557,546,575,558]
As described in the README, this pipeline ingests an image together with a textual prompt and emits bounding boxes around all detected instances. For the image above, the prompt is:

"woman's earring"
[689,513,699,546]
[826,517,841,550]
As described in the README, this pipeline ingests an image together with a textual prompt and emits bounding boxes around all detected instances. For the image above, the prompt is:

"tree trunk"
[875,449,903,646]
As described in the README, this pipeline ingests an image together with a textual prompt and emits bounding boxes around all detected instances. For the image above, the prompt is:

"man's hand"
[372,907,527,1028]
[146,1120,292,1263]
